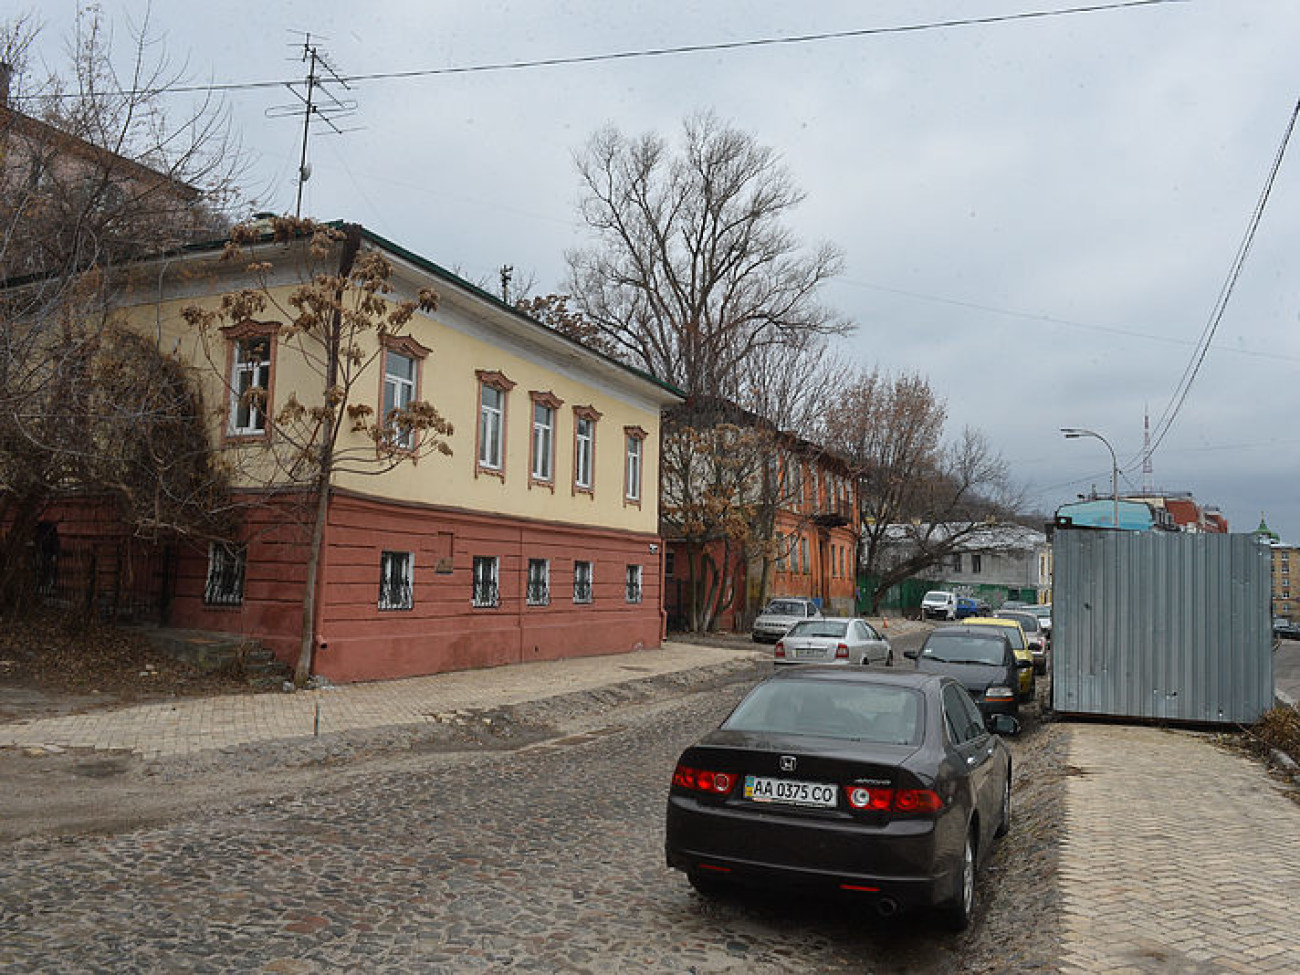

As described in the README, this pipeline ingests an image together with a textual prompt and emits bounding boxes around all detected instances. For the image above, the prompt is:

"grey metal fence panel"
[1052,529,1273,725]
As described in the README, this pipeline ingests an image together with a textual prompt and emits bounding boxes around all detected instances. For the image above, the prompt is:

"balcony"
[812,499,854,528]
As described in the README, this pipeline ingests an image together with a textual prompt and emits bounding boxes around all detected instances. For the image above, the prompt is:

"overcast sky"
[23,1,1300,542]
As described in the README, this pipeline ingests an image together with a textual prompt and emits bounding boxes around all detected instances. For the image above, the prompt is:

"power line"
[12,0,1186,103]
[1135,96,1300,469]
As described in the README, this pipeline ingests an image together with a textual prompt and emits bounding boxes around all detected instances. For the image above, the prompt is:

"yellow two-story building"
[92,222,683,682]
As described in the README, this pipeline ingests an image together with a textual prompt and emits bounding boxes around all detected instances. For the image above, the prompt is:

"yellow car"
[961,617,1036,700]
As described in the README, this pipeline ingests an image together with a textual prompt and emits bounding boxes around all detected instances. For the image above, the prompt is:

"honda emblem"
[779,755,797,772]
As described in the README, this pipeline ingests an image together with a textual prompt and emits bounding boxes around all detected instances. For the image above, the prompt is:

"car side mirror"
[988,714,1019,736]
[904,649,919,660]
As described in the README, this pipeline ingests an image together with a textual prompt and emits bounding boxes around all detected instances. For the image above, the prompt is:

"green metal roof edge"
[353,224,683,401]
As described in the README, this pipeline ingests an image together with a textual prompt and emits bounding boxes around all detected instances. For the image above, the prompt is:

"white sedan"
[774,617,894,667]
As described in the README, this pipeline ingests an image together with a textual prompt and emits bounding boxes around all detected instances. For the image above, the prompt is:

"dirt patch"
[0,612,261,722]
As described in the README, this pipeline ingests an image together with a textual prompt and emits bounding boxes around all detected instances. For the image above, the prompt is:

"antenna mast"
[266,33,358,218]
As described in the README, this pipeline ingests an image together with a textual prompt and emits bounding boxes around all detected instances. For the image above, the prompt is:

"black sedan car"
[665,668,1013,929]
[906,626,1029,722]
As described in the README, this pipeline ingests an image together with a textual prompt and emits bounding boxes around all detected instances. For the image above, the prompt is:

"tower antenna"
[266,33,359,217]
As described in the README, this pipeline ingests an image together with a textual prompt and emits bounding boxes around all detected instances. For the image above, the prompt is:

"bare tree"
[0,11,246,611]
[820,368,1020,611]
[565,111,850,395]
[184,217,453,683]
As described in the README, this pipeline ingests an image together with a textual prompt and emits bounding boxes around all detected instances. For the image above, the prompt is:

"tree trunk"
[294,473,330,685]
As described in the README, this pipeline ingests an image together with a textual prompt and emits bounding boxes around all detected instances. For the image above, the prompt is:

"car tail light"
[673,764,734,795]
[774,641,786,659]
[845,785,943,815]
[835,643,849,659]
[984,685,1015,702]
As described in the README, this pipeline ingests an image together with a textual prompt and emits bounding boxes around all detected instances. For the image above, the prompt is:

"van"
[921,590,958,620]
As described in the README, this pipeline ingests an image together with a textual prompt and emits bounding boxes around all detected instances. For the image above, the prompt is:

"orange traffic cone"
[882,614,889,630]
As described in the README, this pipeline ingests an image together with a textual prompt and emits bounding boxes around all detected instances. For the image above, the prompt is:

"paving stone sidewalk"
[1059,723,1300,974]
[0,640,766,759]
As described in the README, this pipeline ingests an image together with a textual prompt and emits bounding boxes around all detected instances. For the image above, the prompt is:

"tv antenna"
[266,33,359,217]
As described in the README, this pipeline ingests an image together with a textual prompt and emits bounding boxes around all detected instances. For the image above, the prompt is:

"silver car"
[751,597,822,643]
[774,617,894,667]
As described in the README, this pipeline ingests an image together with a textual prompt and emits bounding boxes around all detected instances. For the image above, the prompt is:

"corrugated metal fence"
[1053,529,1273,725]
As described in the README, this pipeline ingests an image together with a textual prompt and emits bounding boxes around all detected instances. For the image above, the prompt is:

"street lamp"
[1061,427,1120,530]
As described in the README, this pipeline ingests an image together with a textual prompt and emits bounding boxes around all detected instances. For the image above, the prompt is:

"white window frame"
[379,550,414,610]
[527,558,550,606]
[204,542,246,606]
[575,416,594,490]
[479,386,504,470]
[472,555,500,608]
[625,434,643,502]
[574,560,594,604]
[383,350,417,449]
[625,564,643,604]
[229,338,270,436]
[531,402,555,482]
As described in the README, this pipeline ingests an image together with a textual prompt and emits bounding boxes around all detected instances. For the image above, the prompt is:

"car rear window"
[998,611,1039,632]
[724,680,923,745]
[922,634,1007,666]
[785,620,848,639]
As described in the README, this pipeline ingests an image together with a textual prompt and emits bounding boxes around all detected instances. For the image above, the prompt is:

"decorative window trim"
[476,370,514,480]
[204,542,247,607]
[378,550,414,610]
[529,391,563,489]
[222,321,279,442]
[624,425,647,507]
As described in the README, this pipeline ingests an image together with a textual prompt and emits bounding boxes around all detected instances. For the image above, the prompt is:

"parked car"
[751,597,822,643]
[953,597,991,620]
[774,617,893,667]
[1001,600,1030,611]
[994,610,1049,674]
[1275,617,1300,640]
[1028,604,1052,640]
[961,617,1035,700]
[921,590,959,620]
[905,626,1029,724]
[665,667,1014,929]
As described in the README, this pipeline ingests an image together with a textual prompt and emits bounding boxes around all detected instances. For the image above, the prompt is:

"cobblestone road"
[0,682,975,974]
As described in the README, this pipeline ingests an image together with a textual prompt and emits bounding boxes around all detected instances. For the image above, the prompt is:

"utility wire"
[11,0,1186,103]
[1133,95,1300,470]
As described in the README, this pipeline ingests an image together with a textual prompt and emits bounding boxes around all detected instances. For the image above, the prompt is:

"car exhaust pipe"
[876,897,899,918]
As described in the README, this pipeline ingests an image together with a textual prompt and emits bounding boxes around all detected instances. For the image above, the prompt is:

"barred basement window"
[204,542,246,606]
[473,555,500,608]
[625,564,643,604]
[574,560,593,604]
[527,558,550,606]
[379,551,414,610]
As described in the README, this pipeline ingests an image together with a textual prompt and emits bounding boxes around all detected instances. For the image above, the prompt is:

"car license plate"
[793,646,822,659]
[743,775,837,807]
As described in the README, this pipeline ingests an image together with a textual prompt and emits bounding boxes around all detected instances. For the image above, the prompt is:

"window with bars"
[473,555,500,608]
[204,542,246,606]
[379,551,414,610]
[574,560,593,604]
[625,564,643,604]
[527,558,550,606]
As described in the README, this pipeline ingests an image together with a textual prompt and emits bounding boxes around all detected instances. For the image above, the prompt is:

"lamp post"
[1061,427,1120,529]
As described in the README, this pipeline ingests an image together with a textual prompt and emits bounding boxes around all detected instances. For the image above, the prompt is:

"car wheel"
[994,772,1012,838]
[687,870,730,898]
[942,828,977,931]
[885,648,894,667]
